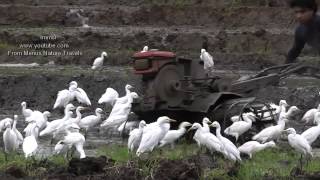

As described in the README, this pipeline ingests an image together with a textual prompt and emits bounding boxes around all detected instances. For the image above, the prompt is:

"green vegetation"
[0,143,319,179]
[97,143,320,179]
[0,152,68,177]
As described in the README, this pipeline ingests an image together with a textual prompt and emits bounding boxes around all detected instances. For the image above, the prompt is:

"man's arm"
[285,29,306,63]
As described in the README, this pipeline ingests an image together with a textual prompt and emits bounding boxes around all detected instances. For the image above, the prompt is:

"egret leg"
[50,138,54,145]
[70,146,76,159]
[299,154,303,172]
[84,130,88,139]
[170,143,175,149]
[66,149,69,160]
[4,151,8,163]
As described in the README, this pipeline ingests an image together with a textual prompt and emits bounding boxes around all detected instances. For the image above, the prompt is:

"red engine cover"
[132,51,176,59]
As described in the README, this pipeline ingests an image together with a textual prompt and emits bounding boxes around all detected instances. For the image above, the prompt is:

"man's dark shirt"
[286,15,320,63]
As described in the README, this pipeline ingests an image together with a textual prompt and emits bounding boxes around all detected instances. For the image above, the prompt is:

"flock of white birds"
[0,47,318,170]
[0,80,139,159]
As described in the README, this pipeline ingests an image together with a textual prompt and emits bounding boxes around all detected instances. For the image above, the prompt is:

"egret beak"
[187,127,194,132]
[169,119,176,122]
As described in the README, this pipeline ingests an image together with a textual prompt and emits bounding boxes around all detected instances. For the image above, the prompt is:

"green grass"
[0,152,68,177]
[96,143,320,180]
[202,146,320,180]
[0,143,319,179]
[97,144,130,163]
[96,142,198,162]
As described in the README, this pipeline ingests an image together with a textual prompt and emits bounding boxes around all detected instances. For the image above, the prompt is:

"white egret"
[284,128,313,170]
[159,122,192,148]
[23,135,38,158]
[53,81,91,109]
[56,106,86,134]
[0,118,13,132]
[141,46,148,52]
[128,120,146,152]
[39,111,73,137]
[189,123,206,147]
[301,125,320,145]
[55,124,86,159]
[238,141,276,159]
[279,106,300,122]
[189,123,224,154]
[285,128,313,156]
[12,115,23,148]
[78,108,103,136]
[98,87,119,107]
[100,92,139,128]
[260,100,288,121]
[202,117,212,133]
[114,84,134,104]
[230,112,256,123]
[136,116,176,156]
[224,113,255,141]
[21,101,33,118]
[92,51,107,70]
[301,111,320,145]
[211,121,241,161]
[3,121,18,153]
[25,110,50,128]
[24,111,50,139]
[301,104,320,124]
[200,49,214,74]
[252,117,287,143]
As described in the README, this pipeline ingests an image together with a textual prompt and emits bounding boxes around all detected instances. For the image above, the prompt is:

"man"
[286,0,320,64]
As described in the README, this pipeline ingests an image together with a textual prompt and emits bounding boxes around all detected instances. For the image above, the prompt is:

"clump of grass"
[0,152,68,177]
[97,144,130,163]
[201,146,320,179]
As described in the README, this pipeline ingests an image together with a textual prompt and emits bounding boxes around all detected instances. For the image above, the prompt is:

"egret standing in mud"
[40,111,74,143]
[136,116,176,156]
[24,111,51,139]
[23,133,38,158]
[189,123,224,155]
[210,121,241,162]
[284,128,313,170]
[252,117,287,143]
[55,124,86,159]
[100,92,139,129]
[92,51,107,70]
[12,115,23,148]
[301,104,320,125]
[238,141,276,159]
[159,121,192,148]
[3,121,18,161]
[128,120,146,152]
[79,108,103,137]
[301,111,320,145]
[224,113,255,142]
[21,101,33,119]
